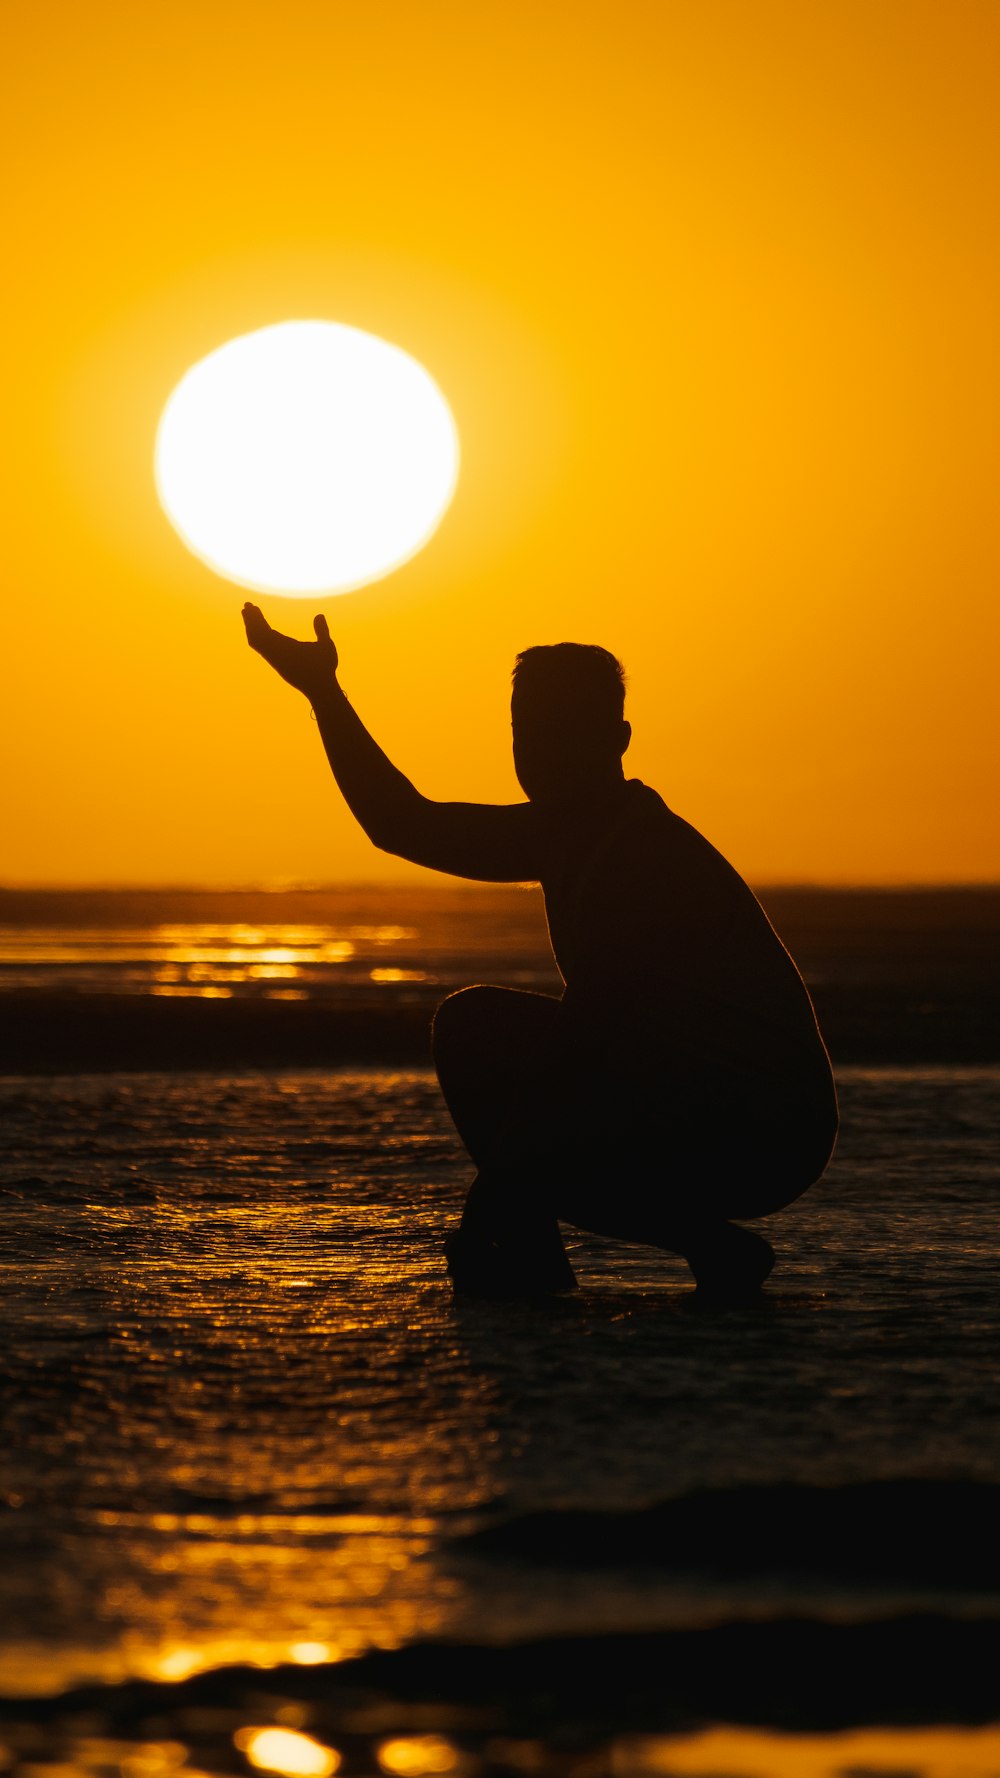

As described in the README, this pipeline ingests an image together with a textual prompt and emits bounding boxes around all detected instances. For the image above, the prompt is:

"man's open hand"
[242,602,339,702]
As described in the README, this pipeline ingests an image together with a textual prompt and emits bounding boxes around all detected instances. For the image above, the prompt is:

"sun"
[154,320,459,597]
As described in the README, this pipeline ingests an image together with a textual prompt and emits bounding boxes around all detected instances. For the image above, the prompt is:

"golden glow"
[234,1728,341,1778]
[155,322,459,597]
[377,1737,461,1776]
[615,1724,1000,1778]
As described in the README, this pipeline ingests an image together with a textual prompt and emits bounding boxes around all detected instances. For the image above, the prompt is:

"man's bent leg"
[558,1181,775,1302]
[551,1072,805,1300]
[445,1169,578,1295]
[432,985,566,1167]
[433,987,578,1294]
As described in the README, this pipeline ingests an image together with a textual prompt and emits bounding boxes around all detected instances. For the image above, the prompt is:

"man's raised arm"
[241,603,539,882]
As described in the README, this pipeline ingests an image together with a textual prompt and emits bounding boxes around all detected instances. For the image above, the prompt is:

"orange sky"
[4,0,998,886]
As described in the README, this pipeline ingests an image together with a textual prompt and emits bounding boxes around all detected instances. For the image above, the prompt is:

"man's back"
[541,779,831,1091]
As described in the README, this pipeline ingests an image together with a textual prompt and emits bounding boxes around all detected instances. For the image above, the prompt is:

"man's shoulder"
[624,777,668,813]
[622,781,746,885]
[623,778,686,837]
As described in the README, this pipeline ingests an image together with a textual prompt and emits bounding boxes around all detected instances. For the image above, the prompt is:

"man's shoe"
[686,1223,775,1304]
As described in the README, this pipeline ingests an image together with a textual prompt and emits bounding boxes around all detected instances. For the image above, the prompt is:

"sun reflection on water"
[0,921,432,997]
[235,1727,340,1777]
[151,984,235,998]
[288,1641,335,1664]
[378,1736,462,1775]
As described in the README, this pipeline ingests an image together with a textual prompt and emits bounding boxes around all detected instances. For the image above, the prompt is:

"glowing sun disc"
[155,320,459,596]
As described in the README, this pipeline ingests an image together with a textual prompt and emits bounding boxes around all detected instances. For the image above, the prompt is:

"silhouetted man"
[243,604,838,1300]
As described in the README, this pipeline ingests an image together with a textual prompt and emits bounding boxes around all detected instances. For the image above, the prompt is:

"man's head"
[511,643,630,803]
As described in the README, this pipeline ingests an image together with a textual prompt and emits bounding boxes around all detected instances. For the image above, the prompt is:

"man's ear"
[620,720,632,757]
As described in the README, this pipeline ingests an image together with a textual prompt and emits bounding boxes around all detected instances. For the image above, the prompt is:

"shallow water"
[2,1064,998,1709]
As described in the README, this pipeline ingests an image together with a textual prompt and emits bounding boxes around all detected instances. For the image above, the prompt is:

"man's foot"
[444,1228,578,1299]
[685,1222,775,1305]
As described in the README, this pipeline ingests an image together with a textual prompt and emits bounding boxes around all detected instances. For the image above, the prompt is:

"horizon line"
[2,879,1000,896]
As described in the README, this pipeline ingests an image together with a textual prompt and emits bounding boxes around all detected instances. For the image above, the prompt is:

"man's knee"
[432,986,500,1064]
[433,987,563,1087]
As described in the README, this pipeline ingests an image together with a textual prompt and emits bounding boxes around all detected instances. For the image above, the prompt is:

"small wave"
[456,1478,1000,1589]
[2,1614,999,1731]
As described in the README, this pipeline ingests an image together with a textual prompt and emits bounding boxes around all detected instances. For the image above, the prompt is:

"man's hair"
[512,643,627,727]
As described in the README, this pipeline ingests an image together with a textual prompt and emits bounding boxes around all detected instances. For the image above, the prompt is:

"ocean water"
[1,890,999,1775]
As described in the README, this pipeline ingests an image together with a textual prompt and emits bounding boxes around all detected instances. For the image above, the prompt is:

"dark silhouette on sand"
[242,604,838,1300]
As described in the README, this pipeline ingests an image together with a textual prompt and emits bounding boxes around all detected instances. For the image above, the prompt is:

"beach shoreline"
[3,980,998,1074]
[2,1614,998,1722]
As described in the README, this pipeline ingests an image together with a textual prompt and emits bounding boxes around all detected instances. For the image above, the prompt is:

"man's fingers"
[242,601,265,630]
[314,613,331,643]
[241,602,273,655]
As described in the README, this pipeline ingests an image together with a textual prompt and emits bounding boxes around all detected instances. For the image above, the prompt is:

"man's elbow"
[362,794,429,859]
[361,816,404,856]
[367,826,411,862]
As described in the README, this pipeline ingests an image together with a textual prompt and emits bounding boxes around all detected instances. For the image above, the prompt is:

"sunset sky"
[4,0,998,886]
